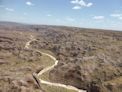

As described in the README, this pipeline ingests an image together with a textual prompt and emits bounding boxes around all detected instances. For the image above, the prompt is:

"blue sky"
[0,0,122,30]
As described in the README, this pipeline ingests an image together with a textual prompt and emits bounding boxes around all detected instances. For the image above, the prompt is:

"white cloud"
[110,13,122,20]
[87,3,93,7]
[93,16,105,20]
[78,0,88,7]
[5,8,14,12]
[110,14,121,17]
[47,14,52,17]
[71,0,93,9]
[71,0,79,4]
[119,17,122,20]
[26,1,34,6]
[72,6,81,9]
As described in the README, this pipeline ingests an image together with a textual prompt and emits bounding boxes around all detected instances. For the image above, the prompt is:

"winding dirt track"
[25,35,86,92]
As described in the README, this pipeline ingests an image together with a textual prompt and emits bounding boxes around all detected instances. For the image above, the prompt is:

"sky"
[0,0,122,30]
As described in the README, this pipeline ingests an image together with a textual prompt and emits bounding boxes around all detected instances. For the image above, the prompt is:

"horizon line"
[0,20,122,32]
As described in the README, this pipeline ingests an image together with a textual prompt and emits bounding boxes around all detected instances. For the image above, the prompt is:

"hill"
[0,21,122,92]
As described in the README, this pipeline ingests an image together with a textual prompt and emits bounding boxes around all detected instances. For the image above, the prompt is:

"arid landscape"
[0,21,122,92]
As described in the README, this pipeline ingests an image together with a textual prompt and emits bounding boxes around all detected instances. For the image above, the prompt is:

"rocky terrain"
[0,21,122,92]
[0,31,42,92]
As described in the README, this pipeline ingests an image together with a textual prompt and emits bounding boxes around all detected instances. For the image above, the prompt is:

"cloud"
[110,14,121,17]
[87,3,93,7]
[71,0,93,9]
[26,1,34,6]
[72,6,81,9]
[119,17,122,20]
[110,14,122,20]
[5,8,14,12]
[71,0,79,4]
[46,14,52,17]
[93,16,105,20]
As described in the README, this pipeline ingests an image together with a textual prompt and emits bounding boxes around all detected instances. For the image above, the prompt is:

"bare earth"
[0,21,122,92]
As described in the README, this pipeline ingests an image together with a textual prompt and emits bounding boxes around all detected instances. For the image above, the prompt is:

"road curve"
[25,35,86,92]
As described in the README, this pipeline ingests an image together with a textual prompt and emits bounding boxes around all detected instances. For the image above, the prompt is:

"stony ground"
[0,22,122,92]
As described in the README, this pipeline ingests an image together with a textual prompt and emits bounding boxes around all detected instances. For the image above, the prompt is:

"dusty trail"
[25,35,86,92]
